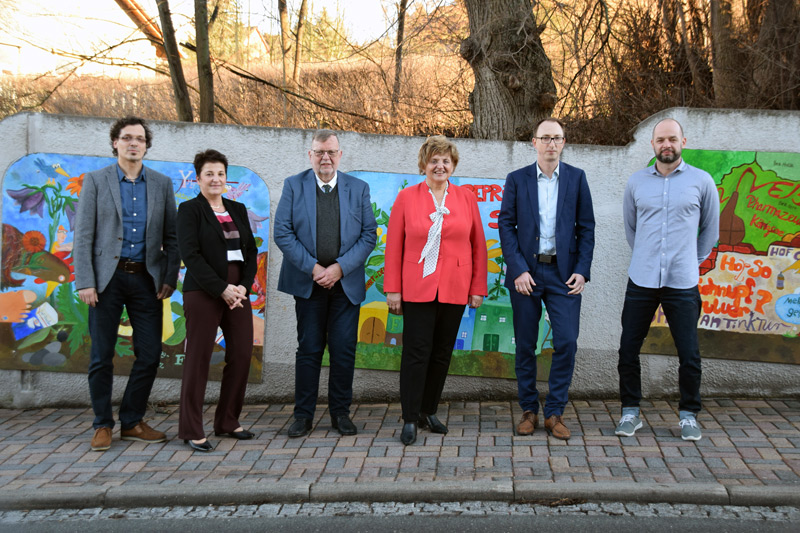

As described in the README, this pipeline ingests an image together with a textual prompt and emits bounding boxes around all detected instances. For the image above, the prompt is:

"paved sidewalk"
[0,399,798,510]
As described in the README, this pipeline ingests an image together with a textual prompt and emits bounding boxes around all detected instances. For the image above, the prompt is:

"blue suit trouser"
[509,262,581,418]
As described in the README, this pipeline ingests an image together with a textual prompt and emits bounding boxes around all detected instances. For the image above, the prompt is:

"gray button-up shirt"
[624,160,720,289]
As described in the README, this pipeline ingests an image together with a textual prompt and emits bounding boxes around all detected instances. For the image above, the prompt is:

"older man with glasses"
[274,129,377,438]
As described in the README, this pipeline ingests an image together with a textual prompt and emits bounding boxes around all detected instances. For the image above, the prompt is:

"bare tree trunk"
[278,0,292,89]
[752,0,800,109]
[461,0,556,140]
[195,0,214,123]
[677,0,710,99]
[391,0,409,122]
[292,0,308,86]
[710,0,742,107]
[156,0,193,121]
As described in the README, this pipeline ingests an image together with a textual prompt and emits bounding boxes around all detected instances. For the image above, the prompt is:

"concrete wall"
[1,109,799,408]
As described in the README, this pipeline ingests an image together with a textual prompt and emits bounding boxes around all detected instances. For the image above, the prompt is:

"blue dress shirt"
[117,165,148,262]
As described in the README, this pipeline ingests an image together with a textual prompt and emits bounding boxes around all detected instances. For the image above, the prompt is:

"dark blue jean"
[293,283,359,420]
[618,279,702,414]
[88,270,163,430]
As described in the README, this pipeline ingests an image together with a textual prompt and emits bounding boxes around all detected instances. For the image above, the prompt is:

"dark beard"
[656,150,679,164]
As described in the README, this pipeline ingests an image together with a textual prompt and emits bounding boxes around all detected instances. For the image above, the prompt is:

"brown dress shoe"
[120,421,166,443]
[544,415,571,440]
[516,410,539,435]
[91,427,112,451]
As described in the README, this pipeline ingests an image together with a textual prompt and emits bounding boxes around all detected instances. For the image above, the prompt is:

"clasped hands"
[221,284,248,310]
[312,263,343,289]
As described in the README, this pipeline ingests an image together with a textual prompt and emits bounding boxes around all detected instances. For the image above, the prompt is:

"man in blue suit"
[274,130,377,437]
[498,117,595,440]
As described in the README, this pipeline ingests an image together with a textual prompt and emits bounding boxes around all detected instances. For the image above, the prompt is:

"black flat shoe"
[288,418,312,438]
[400,422,417,445]
[419,414,448,434]
[215,429,255,440]
[331,415,358,436]
[184,439,214,452]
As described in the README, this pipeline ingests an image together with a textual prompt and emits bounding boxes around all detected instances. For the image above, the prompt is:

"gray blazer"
[73,163,179,293]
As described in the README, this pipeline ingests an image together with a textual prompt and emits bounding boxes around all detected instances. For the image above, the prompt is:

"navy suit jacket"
[498,161,595,287]
[274,169,377,305]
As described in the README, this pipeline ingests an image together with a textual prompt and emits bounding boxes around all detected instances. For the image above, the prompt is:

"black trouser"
[400,298,464,422]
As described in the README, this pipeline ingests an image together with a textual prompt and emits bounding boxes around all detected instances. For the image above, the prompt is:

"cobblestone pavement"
[0,399,798,490]
[1,502,799,523]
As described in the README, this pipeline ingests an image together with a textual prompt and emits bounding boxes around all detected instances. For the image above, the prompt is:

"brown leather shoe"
[90,427,112,451]
[120,421,166,443]
[544,415,571,440]
[516,410,539,435]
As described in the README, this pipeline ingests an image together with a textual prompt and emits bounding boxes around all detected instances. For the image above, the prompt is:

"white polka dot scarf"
[418,185,450,278]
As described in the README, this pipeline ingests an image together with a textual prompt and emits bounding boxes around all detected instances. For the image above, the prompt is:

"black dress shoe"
[331,415,358,436]
[288,418,312,438]
[184,439,214,452]
[400,422,417,445]
[419,414,448,434]
[215,429,255,440]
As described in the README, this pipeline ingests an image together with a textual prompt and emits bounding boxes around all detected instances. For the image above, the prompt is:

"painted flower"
[66,174,84,196]
[21,230,47,253]
[7,188,45,218]
[64,201,77,230]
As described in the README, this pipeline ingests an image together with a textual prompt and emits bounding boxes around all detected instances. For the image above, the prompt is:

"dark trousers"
[400,299,464,422]
[509,262,581,418]
[618,279,702,414]
[179,264,254,440]
[88,269,162,430]
[293,283,359,420]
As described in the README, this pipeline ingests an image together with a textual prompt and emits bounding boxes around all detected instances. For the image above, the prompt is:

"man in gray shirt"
[615,118,719,441]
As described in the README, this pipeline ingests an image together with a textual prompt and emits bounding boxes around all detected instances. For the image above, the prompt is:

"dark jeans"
[509,262,581,418]
[88,269,163,430]
[293,283,359,420]
[399,299,464,422]
[618,279,702,414]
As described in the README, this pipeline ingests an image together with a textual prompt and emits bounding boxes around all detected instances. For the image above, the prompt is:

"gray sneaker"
[615,413,643,437]
[680,417,702,441]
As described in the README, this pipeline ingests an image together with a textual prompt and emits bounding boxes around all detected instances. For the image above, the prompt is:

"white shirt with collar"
[536,162,559,255]
[315,171,338,191]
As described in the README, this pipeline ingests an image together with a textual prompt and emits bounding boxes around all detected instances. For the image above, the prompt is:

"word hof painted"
[646,149,799,365]
[1,154,269,382]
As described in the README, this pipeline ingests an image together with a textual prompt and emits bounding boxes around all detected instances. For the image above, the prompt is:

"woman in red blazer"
[384,135,488,445]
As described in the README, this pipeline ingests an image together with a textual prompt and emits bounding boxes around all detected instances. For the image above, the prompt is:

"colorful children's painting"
[1,154,269,382]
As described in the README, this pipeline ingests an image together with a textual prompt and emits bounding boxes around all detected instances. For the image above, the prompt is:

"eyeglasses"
[311,149,340,158]
[118,135,147,144]
[534,136,565,145]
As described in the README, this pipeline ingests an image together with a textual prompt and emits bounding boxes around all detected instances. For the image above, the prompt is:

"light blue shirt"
[624,160,720,289]
[536,162,559,255]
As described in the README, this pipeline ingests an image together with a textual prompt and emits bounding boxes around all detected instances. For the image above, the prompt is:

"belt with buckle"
[117,259,146,274]
[537,254,557,264]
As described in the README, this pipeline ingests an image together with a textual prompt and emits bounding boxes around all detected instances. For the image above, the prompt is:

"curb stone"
[3,480,799,510]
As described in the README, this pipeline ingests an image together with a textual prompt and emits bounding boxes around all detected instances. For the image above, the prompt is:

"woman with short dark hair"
[177,149,258,452]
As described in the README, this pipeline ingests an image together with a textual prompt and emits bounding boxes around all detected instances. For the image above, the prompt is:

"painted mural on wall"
[348,171,554,381]
[1,153,269,382]
[644,149,799,365]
